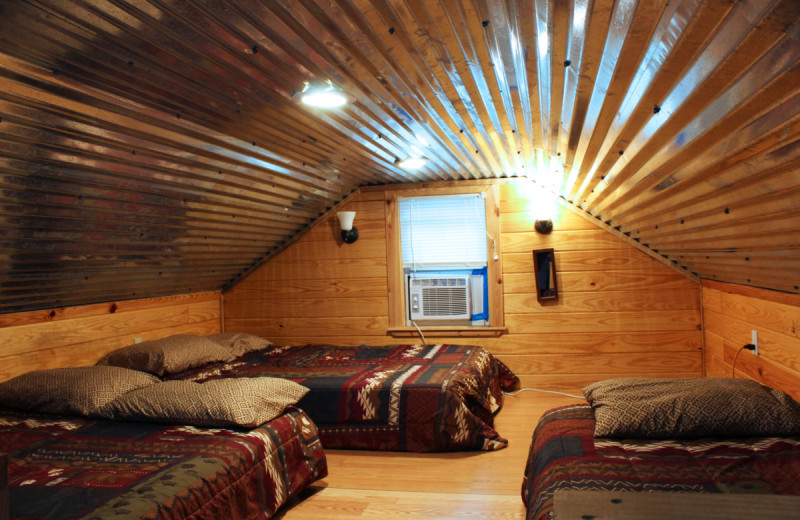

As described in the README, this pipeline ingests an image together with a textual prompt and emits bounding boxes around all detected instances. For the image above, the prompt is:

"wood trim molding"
[486,184,504,326]
[385,190,405,328]
[387,326,507,338]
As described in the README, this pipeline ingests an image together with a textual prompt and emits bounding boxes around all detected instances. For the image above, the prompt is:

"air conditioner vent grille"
[412,278,467,288]
[408,274,471,320]
[421,286,469,316]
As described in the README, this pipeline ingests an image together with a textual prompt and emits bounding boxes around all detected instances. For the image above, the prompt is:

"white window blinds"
[399,193,488,268]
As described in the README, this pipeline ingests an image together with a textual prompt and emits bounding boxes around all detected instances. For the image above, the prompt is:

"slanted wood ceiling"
[0,0,798,313]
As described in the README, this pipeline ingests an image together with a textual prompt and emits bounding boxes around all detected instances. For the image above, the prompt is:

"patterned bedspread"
[2,406,327,520]
[522,404,800,520]
[169,344,519,452]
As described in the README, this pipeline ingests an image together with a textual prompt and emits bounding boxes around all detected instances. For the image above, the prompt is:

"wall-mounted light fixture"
[534,219,553,234]
[395,156,429,171]
[337,211,359,244]
[521,178,556,235]
[294,80,351,109]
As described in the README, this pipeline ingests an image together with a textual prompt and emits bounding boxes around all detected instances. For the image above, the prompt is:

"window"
[399,194,489,324]
[399,193,488,269]
[385,185,505,336]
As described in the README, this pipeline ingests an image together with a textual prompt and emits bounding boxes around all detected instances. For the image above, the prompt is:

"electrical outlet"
[751,330,759,356]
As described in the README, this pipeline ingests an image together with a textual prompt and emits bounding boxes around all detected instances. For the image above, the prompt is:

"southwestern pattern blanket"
[169,344,519,452]
[2,406,326,520]
[522,404,800,520]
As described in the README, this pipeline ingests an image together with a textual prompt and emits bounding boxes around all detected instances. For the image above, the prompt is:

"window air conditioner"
[408,273,471,320]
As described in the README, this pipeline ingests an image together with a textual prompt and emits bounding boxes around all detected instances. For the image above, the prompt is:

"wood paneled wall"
[703,281,800,400]
[224,180,703,393]
[0,291,221,382]
[224,190,390,339]
[498,183,702,391]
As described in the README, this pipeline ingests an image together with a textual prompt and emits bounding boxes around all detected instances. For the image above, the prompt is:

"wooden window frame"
[384,184,505,337]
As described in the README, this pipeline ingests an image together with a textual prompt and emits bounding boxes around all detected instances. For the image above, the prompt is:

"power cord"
[411,320,427,346]
[504,387,584,399]
[731,344,756,377]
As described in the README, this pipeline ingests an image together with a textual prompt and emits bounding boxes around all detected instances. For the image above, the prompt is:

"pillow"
[101,378,309,428]
[97,334,234,376]
[583,377,800,439]
[0,366,159,417]
[205,332,272,358]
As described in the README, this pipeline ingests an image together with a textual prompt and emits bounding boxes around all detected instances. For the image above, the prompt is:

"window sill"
[387,326,507,338]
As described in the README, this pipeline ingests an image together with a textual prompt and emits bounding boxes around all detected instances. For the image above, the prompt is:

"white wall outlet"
[134,337,143,344]
[751,330,759,356]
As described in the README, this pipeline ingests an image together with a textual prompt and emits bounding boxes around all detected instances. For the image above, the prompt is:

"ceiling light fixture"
[395,156,429,170]
[294,80,351,109]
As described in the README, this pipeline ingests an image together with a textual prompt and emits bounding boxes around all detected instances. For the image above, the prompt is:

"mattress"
[522,404,800,520]
[169,343,519,452]
[1,406,327,519]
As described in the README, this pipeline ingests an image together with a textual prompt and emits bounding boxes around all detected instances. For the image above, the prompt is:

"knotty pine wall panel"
[499,183,702,391]
[224,181,703,393]
[702,280,800,400]
[224,190,390,342]
[0,291,221,382]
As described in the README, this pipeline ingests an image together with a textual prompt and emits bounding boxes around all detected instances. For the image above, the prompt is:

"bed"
[1,407,325,520]
[166,343,520,452]
[0,364,327,520]
[522,377,800,520]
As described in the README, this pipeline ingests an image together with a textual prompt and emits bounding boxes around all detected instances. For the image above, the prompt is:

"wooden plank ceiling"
[0,0,798,313]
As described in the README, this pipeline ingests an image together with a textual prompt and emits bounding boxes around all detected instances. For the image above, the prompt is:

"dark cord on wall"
[731,344,756,378]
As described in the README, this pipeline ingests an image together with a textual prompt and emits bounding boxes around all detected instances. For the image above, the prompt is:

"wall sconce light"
[534,219,553,234]
[524,180,556,234]
[294,80,351,109]
[337,211,359,244]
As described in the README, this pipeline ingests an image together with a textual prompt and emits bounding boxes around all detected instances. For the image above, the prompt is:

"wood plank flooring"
[279,390,585,519]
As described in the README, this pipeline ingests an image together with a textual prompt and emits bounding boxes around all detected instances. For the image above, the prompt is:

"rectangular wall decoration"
[533,249,558,302]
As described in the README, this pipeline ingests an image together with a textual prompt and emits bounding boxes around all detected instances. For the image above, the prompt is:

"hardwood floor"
[279,390,585,519]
